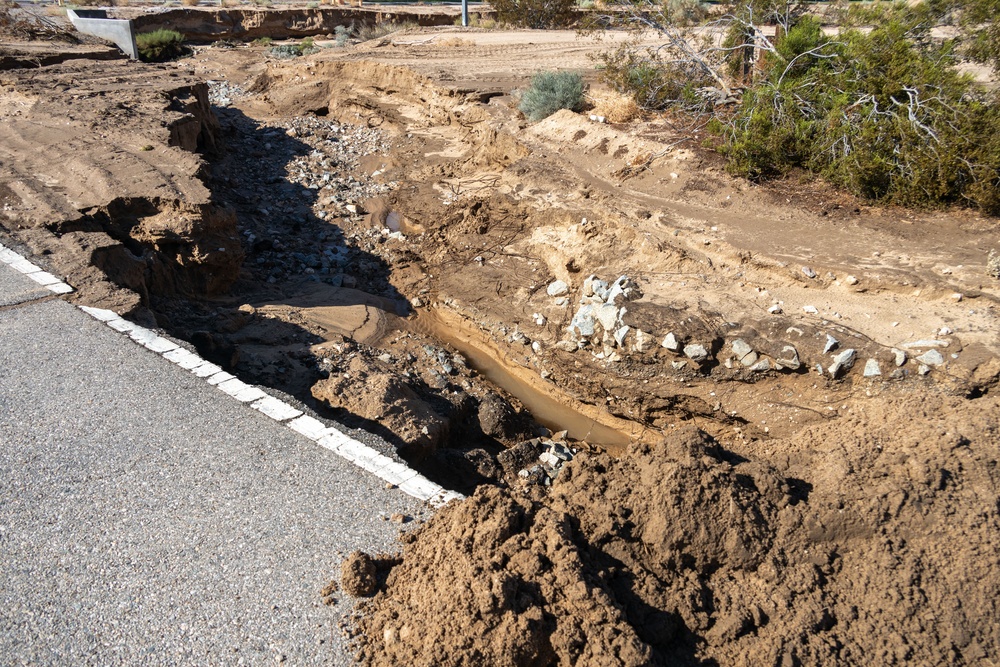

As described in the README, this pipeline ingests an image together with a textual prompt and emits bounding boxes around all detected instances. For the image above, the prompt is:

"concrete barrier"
[67,9,138,60]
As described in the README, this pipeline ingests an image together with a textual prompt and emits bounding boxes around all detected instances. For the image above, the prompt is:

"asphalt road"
[0,261,426,665]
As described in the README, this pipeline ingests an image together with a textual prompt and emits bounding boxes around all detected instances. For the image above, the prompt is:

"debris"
[662,332,680,351]
[828,349,857,378]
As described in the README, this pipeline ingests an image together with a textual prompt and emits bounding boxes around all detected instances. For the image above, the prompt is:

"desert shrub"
[136,29,186,61]
[519,70,585,121]
[334,24,350,46]
[589,88,641,123]
[251,36,273,46]
[597,42,715,111]
[269,37,319,58]
[720,5,1000,211]
[490,0,576,28]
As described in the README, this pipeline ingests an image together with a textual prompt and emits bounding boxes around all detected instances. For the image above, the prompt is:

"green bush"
[519,71,585,121]
[490,0,576,28]
[719,5,1000,212]
[136,29,186,62]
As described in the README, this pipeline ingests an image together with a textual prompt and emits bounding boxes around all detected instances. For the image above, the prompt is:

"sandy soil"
[1,16,998,666]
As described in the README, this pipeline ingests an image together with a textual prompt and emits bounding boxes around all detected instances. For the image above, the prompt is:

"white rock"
[918,364,931,375]
[613,326,630,348]
[777,345,800,370]
[547,280,569,297]
[917,349,945,366]
[749,358,771,372]
[683,344,709,362]
[828,349,857,378]
[661,332,680,351]
[532,313,546,326]
[892,348,907,366]
[863,359,881,377]
[823,334,839,354]
[531,341,542,354]
[845,275,859,285]
[633,330,654,353]
[767,304,783,314]
[803,305,819,315]
[938,326,953,336]
[802,266,817,279]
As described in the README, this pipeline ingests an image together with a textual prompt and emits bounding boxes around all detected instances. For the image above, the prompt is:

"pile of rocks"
[514,434,576,487]
[556,275,647,362]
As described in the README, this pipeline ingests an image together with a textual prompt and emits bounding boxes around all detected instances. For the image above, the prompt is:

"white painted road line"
[33,232,469,508]
[0,242,74,295]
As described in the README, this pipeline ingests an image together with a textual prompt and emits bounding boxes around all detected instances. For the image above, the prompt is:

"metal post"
[462,0,469,27]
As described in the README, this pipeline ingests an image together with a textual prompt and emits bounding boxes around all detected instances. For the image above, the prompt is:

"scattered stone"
[341,551,377,597]
[892,349,907,366]
[938,326,953,336]
[803,305,819,315]
[749,358,771,372]
[632,330,654,353]
[918,364,931,376]
[595,303,620,331]
[532,313,546,326]
[823,334,839,354]
[377,353,392,364]
[683,344,709,362]
[802,266,817,279]
[900,339,949,349]
[952,293,963,302]
[845,275,859,285]
[671,360,688,370]
[570,305,596,337]
[546,280,569,297]
[531,341,542,354]
[767,304,783,314]
[554,297,569,307]
[389,513,409,525]
[613,325,630,348]
[863,359,881,377]
[410,297,424,309]
[662,332,680,351]
[917,349,945,366]
[583,275,609,300]
[828,349,857,378]
[776,345,800,371]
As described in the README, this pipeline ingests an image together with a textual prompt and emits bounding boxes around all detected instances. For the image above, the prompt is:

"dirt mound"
[342,551,378,598]
[353,397,1000,666]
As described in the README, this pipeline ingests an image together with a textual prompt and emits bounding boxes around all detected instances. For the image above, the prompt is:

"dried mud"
[2,23,999,667]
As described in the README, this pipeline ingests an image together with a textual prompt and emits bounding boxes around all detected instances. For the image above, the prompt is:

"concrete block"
[68,9,138,60]
[287,415,329,441]
[251,396,302,422]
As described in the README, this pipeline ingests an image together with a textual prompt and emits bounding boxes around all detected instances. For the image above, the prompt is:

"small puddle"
[403,309,648,452]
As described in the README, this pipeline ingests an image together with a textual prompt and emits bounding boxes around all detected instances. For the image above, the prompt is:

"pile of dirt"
[352,393,1000,666]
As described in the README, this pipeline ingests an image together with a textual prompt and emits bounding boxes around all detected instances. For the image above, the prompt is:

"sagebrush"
[490,0,576,28]
[519,71,585,122]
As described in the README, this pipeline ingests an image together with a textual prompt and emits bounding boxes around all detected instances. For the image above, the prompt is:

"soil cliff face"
[355,394,1000,667]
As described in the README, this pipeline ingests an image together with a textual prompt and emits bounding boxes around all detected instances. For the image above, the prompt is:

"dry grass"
[588,89,641,124]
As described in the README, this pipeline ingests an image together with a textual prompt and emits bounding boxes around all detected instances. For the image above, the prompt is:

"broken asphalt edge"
[0,241,462,509]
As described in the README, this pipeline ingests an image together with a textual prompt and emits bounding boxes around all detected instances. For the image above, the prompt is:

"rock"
[938,326,953,336]
[605,276,641,304]
[410,297,424,309]
[749,358,771,372]
[671,360,688,370]
[341,551,377,597]
[662,332,680,351]
[823,334,839,354]
[892,348,907,366]
[684,344,709,362]
[377,353,392,364]
[613,325,630,348]
[632,330,654,353]
[863,359,881,377]
[845,275,859,285]
[582,275,607,298]
[828,349,857,378]
[776,345,800,371]
[900,339,949,349]
[918,364,931,375]
[802,266,817,279]
[531,341,542,354]
[478,392,527,441]
[546,280,569,297]
[952,293,963,302]
[555,340,580,352]
[570,305,596,337]
[595,303,620,331]
[532,313,546,326]
[389,513,409,525]
[731,339,754,359]
[554,297,568,307]
[767,304,783,314]
[803,305,819,315]
[917,349,945,366]
[539,451,562,467]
